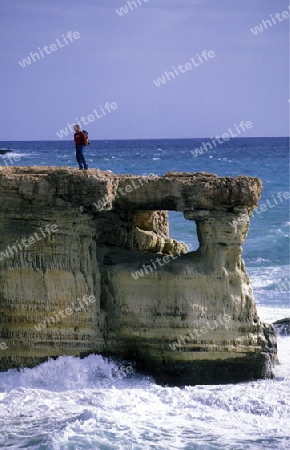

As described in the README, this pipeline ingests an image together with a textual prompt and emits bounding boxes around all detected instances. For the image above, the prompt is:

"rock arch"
[0,167,277,383]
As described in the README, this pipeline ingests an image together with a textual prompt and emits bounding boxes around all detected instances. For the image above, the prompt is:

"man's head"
[74,125,81,132]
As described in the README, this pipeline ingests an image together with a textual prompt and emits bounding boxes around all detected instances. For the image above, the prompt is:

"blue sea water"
[0,137,289,449]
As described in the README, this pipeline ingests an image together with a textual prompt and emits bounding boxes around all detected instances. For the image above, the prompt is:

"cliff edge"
[0,167,277,384]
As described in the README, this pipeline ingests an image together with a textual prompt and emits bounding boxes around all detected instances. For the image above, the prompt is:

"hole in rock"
[168,211,199,251]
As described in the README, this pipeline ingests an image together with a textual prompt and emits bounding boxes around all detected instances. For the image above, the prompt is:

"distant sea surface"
[0,137,289,449]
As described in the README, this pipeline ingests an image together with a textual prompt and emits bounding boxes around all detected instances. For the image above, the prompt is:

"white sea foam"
[0,335,289,449]
[0,152,34,158]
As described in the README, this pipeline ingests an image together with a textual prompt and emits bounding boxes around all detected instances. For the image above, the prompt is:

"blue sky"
[0,0,289,140]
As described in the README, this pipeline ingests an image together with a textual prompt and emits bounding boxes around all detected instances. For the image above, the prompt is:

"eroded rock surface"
[0,167,277,384]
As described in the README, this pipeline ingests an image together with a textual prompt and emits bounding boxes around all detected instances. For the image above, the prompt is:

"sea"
[0,137,289,450]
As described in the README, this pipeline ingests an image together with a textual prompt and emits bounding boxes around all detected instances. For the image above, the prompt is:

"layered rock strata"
[0,167,277,384]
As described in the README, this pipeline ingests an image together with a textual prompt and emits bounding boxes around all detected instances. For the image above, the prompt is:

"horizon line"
[0,136,289,143]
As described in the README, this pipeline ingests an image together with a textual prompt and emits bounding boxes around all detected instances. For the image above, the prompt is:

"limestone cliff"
[0,167,277,384]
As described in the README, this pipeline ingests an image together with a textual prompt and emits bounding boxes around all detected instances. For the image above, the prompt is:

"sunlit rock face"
[0,167,277,384]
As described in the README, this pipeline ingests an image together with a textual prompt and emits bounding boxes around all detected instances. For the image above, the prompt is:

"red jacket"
[74,131,87,145]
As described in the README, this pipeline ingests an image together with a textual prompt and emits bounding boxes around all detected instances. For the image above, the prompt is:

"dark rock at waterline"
[0,149,12,155]
[272,318,290,336]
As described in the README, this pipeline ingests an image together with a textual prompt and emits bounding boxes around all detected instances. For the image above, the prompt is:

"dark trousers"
[75,145,88,169]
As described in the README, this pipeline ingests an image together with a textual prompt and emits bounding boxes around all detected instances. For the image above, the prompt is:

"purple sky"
[1,0,289,140]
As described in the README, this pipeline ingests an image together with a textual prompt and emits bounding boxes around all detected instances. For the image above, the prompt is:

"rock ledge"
[0,168,277,384]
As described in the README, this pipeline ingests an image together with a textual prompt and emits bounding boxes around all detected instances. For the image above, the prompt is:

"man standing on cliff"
[73,125,88,170]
